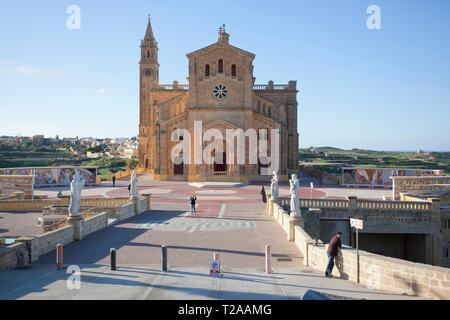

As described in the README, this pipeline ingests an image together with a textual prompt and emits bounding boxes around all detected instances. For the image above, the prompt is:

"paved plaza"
[0,175,422,300]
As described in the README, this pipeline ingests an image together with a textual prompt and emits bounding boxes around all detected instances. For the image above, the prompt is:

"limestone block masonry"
[0,242,26,270]
[267,196,450,299]
[138,18,299,181]
[1,196,152,270]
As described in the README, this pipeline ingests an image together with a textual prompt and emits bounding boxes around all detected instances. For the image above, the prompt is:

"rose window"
[213,84,228,100]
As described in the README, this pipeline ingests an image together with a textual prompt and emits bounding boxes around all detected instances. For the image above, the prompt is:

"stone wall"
[295,228,450,300]
[268,199,450,299]
[119,202,136,221]
[84,212,108,237]
[138,197,148,214]
[1,195,152,270]
[24,225,75,262]
[272,202,293,240]
[0,242,26,270]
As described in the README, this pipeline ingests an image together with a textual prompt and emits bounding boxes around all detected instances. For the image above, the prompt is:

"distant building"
[0,136,16,144]
[32,135,44,146]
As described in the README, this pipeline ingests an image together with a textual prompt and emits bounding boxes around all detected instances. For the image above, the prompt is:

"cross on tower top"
[218,24,227,34]
[217,23,229,44]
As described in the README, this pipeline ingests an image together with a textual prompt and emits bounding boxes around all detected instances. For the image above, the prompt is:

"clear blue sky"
[0,0,449,151]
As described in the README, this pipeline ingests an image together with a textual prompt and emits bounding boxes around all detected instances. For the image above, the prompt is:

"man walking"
[325,232,342,278]
[112,175,116,187]
[189,195,197,215]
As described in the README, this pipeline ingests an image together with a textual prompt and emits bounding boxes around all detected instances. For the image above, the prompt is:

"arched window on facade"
[263,103,266,115]
[218,59,223,73]
[231,64,237,77]
[205,64,210,77]
[257,101,261,113]
[147,51,149,58]
[268,106,272,117]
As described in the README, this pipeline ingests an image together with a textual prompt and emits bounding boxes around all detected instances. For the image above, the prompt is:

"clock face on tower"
[143,68,153,77]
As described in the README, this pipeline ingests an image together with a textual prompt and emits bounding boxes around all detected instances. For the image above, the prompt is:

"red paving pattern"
[104,185,327,204]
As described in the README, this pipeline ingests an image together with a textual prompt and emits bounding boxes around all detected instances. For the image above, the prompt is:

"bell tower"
[140,15,159,87]
[139,15,159,169]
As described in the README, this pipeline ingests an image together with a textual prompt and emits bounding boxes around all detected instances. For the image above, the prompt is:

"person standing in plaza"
[325,232,342,278]
[112,175,116,187]
[260,186,267,203]
[190,195,197,215]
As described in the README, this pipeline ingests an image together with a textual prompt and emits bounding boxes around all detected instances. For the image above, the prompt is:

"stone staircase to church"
[167,175,187,182]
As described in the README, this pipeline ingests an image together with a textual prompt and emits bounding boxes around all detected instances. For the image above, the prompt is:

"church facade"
[138,17,299,182]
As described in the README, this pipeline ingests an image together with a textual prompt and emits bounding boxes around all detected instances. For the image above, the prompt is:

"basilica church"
[138,17,299,182]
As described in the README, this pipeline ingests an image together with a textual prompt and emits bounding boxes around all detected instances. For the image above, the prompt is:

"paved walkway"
[0,264,418,300]
[0,199,420,300]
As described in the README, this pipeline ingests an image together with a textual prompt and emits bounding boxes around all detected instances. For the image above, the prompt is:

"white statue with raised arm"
[270,170,279,200]
[289,174,301,216]
[68,170,85,217]
[130,170,138,199]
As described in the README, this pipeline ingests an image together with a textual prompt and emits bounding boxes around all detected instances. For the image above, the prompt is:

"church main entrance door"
[214,152,227,172]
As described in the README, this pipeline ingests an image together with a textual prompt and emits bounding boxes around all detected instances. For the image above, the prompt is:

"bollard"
[265,245,272,274]
[56,244,63,270]
[161,245,167,271]
[110,248,117,270]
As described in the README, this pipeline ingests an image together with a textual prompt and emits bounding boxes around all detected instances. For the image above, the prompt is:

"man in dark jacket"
[190,195,197,215]
[325,232,342,278]
[260,186,267,203]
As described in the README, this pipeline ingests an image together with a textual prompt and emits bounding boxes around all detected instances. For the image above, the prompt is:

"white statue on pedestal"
[130,170,138,199]
[270,170,279,200]
[68,170,85,217]
[289,174,301,216]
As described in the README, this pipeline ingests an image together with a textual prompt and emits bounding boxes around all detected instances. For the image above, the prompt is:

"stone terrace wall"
[0,242,26,270]
[26,225,75,262]
[268,197,450,299]
[1,195,152,270]
[84,212,108,237]
[119,203,135,221]
[138,197,148,214]
[294,225,450,299]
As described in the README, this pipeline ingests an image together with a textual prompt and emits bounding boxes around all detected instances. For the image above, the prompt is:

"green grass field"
[0,144,127,179]
[299,147,450,177]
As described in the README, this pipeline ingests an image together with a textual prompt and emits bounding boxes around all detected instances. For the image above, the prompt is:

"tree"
[126,157,138,170]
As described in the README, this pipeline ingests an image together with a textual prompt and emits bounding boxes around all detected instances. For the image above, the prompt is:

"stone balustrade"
[80,197,130,207]
[0,197,136,212]
[253,84,292,91]
[156,84,189,90]
[278,196,433,213]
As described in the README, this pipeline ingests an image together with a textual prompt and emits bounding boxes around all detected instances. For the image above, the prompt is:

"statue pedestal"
[288,214,304,242]
[131,197,139,216]
[268,197,275,216]
[67,215,84,241]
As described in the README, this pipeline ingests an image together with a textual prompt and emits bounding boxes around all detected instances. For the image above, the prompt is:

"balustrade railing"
[157,84,189,90]
[253,84,290,91]
[276,197,432,212]
[0,197,132,212]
